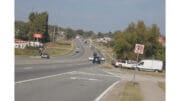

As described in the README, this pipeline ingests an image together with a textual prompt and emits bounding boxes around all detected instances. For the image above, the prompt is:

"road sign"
[134,44,144,54]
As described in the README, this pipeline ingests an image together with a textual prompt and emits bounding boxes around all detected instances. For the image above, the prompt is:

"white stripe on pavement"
[101,70,121,78]
[94,81,120,101]
[70,77,100,81]
[76,71,121,78]
[15,71,76,84]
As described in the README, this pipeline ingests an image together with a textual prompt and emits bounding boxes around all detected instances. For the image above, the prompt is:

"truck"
[133,59,163,72]
[113,60,137,68]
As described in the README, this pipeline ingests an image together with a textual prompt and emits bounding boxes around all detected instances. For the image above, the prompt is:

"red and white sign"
[33,33,42,38]
[134,44,144,54]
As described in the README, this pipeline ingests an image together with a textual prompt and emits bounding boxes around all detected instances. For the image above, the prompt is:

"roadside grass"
[158,82,165,91]
[15,40,74,56]
[120,81,142,101]
[45,40,74,56]
[15,48,39,56]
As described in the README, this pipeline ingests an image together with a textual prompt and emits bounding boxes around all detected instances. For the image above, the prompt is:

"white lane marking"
[101,70,121,78]
[75,71,121,78]
[94,81,120,101]
[15,71,76,84]
[15,70,120,84]
[24,67,33,69]
[70,77,100,81]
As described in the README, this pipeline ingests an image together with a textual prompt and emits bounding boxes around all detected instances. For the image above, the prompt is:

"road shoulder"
[100,81,126,101]
[99,68,165,101]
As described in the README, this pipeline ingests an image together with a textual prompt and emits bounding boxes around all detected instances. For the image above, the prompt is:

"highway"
[15,38,120,101]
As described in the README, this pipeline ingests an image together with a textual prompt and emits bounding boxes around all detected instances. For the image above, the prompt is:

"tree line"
[15,12,49,43]
[110,21,165,61]
[15,12,95,43]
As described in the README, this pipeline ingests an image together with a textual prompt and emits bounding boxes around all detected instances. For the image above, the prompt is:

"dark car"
[93,56,101,64]
[41,53,50,59]
[75,48,80,53]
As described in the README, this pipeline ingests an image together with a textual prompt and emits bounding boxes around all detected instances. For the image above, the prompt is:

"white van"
[134,59,163,72]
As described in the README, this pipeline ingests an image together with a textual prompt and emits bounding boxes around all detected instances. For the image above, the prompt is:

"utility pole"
[53,25,55,43]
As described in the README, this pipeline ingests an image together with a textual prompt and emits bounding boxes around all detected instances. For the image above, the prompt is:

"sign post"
[133,44,144,81]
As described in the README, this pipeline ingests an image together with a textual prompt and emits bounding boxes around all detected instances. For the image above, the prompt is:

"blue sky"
[15,0,165,34]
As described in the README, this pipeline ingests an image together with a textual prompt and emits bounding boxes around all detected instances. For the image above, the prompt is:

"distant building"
[96,37,112,43]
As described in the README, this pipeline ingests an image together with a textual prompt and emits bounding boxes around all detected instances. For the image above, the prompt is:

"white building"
[96,37,112,43]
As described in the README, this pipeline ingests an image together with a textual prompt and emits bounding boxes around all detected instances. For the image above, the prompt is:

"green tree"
[112,21,165,61]
[76,29,84,36]
[65,28,76,40]
[15,21,29,40]
[28,12,49,42]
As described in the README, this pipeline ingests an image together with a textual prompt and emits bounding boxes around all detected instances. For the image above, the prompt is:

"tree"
[76,29,84,36]
[112,21,165,61]
[65,28,76,40]
[97,32,104,38]
[15,21,29,40]
[28,12,50,42]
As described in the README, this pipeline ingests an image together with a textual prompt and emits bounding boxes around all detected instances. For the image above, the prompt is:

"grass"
[15,40,74,56]
[120,82,142,101]
[158,82,165,91]
[15,48,39,56]
[45,40,74,56]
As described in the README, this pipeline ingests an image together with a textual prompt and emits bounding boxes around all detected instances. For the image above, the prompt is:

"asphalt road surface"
[15,38,120,101]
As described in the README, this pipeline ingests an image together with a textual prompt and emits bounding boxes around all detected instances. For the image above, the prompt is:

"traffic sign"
[134,44,144,54]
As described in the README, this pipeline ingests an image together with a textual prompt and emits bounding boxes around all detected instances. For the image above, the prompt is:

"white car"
[114,60,137,68]
[89,57,105,62]
[88,57,94,61]
[100,57,105,61]
[132,59,163,72]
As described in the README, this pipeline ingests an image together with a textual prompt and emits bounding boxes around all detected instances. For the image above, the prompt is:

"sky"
[15,0,165,35]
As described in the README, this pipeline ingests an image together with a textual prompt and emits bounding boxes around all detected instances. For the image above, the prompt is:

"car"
[93,56,101,64]
[111,60,116,65]
[41,53,50,59]
[132,59,163,72]
[75,48,80,53]
[100,57,105,61]
[88,57,94,61]
[113,59,137,68]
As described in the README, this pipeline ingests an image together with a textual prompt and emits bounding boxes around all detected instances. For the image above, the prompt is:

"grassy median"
[120,82,142,101]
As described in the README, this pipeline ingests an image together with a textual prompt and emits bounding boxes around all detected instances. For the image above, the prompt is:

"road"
[15,38,120,101]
